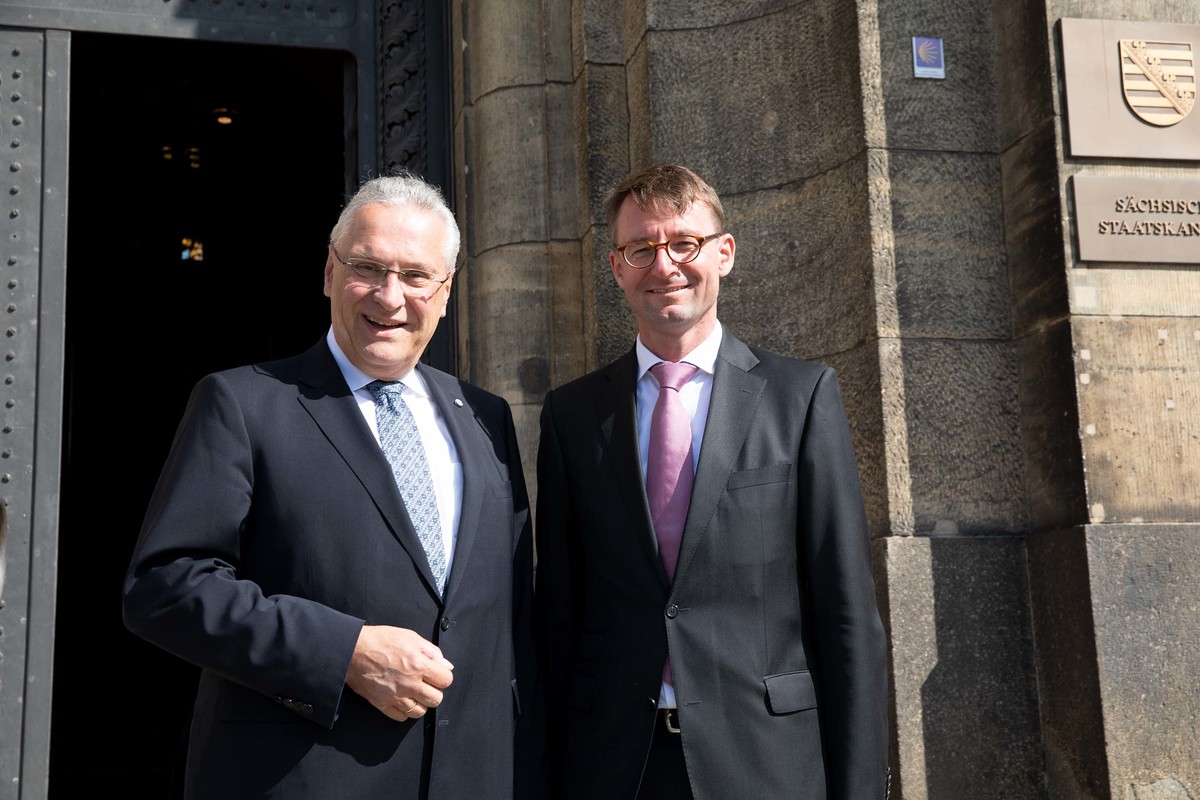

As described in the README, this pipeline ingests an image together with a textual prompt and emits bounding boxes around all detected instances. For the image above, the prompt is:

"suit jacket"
[124,337,534,800]
[534,332,887,800]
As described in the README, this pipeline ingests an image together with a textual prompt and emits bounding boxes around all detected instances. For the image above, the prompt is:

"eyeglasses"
[613,232,724,269]
[332,246,453,291]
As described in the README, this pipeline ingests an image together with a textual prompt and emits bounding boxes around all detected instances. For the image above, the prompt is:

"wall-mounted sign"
[912,37,945,79]
[1074,174,1200,263]
[1061,18,1199,160]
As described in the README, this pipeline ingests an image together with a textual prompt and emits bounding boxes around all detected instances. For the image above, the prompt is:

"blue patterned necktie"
[366,380,447,596]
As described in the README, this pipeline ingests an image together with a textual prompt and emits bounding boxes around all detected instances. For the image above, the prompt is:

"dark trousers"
[636,711,694,800]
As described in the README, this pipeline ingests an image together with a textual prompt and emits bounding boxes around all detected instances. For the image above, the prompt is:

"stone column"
[451,0,584,491]
[999,2,1200,797]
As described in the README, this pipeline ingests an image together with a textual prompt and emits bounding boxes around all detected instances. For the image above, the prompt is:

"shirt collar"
[634,321,723,381]
[325,327,431,399]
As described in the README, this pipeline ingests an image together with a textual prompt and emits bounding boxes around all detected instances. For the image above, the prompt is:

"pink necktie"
[647,361,698,688]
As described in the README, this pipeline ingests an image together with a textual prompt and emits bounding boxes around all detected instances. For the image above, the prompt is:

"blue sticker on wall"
[913,37,945,79]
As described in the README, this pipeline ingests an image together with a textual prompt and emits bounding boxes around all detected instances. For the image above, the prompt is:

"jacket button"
[440,616,451,631]
[665,604,678,619]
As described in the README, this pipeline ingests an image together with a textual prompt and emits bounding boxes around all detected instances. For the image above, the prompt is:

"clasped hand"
[346,625,455,721]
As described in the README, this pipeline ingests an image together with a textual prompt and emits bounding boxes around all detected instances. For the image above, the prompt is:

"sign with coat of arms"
[1118,39,1195,127]
[1062,19,1200,160]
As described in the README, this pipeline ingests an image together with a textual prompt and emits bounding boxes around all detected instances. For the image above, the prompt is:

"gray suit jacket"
[534,331,887,800]
[124,337,535,799]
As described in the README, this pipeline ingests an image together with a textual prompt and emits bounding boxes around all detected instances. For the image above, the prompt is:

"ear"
[716,233,735,278]
[323,249,336,298]
[439,274,454,319]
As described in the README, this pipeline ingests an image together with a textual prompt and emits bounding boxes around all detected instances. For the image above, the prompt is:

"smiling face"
[609,195,735,360]
[324,202,453,380]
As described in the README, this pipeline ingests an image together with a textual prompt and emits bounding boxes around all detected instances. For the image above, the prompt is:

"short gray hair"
[329,173,460,272]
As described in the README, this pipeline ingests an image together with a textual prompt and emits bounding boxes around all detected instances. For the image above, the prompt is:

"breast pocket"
[726,462,792,491]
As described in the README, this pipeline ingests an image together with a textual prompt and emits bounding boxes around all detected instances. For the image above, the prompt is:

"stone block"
[1001,117,1069,338]
[875,536,1043,800]
[992,0,1054,152]
[899,338,1027,535]
[1015,318,1088,533]
[544,0,573,83]
[1070,267,1200,319]
[871,0,1000,153]
[466,243,551,404]
[719,154,876,361]
[1026,525,1110,800]
[643,0,799,31]
[577,63,630,228]
[1029,524,1200,800]
[1073,316,1200,523]
[887,149,1011,339]
[638,1,864,194]
[464,0,545,100]
[625,37,652,177]
[548,240,587,386]
[823,341,892,540]
[546,81,582,242]
[468,86,549,253]
[574,0,627,74]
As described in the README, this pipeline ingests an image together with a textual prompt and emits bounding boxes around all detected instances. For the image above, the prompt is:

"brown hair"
[603,164,725,242]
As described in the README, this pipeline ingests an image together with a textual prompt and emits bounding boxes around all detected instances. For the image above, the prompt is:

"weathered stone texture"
[1089,526,1200,799]
[901,339,1027,535]
[510,400,541,524]
[1047,0,1200,25]
[872,0,1000,153]
[876,536,1043,800]
[719,156,875,361]
[1017,319,1089,533]
[467,85,549,254]
[887,150,1011,339]
[466,244,551,403]
[576,63,629,228]
[1027,526,1111,800]
[823,341,892,540]
[993,0,1054,152]
[548,240,587,386]
[573,0,626,73]
[582,227,637,369]
[1029,525,1200,800]
[546,81,582,242]
[643,0,801,31]
[1001,117,1069,338]
[464,0,544,100]
[1073,316,1200,523]
[637,1,863,194]
[1070,267,1200,318]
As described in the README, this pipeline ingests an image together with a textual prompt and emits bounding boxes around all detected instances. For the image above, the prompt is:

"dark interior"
[52,33,348,797]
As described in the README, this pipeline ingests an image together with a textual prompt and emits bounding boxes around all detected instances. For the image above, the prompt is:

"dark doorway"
[52,34,348,797]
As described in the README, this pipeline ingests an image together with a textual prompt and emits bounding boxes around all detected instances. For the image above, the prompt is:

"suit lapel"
[294,339,442,598]
[596,349,670,588]
[418,364,494,606]
[673,333,764,587]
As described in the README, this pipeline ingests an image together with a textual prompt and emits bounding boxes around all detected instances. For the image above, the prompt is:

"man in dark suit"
[535,164,888,799]
[124,174,534,799]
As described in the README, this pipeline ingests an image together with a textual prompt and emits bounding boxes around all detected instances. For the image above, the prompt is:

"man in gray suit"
[535,164,888,799]
[125,174,534,799]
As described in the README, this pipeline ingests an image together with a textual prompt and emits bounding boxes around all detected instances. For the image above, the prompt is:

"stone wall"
[452,0,1200,796]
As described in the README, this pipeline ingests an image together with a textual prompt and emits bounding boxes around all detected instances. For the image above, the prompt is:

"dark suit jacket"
[534,331,887,800]
[124,337,534,800]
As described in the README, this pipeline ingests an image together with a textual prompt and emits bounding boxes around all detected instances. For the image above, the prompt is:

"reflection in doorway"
[54,33,347,797]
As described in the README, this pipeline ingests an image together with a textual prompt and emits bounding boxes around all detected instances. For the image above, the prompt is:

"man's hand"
[345,625,454,721]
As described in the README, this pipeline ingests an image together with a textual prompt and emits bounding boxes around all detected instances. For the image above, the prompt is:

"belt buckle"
[660,707,681,734]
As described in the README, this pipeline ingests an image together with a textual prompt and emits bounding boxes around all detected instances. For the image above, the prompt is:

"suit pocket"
[727,463,792,490]
[491,479,513,500]
[763,670,817,715]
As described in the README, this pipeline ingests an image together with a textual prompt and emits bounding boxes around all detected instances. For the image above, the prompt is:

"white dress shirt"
[634,321,724,708]
[326,328,464,575]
